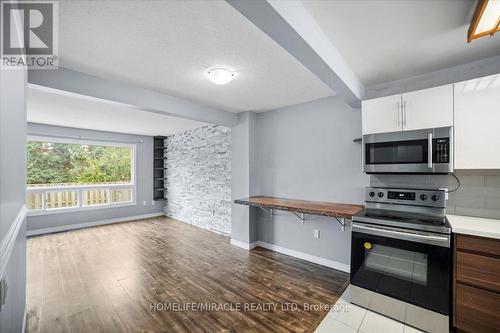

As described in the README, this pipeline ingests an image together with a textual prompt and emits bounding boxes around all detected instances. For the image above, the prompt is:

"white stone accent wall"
[164,125,231,234]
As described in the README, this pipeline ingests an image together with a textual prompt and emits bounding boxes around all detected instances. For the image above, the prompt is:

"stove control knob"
[369,191,375,197]
[378,192,384,198]
[431,195,439,201]
[420,194,428,201]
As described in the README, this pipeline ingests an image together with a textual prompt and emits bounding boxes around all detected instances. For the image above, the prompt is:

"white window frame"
[26,136,137,216]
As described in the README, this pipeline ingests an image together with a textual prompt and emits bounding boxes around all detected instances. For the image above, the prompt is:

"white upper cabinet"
[454,74,500,169]
[362,85,453,134]
[402,85,453,131]
[362,94,402,134]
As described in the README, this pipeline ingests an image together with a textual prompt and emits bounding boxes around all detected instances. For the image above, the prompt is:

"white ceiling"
[27,88,208,136]
[57,0,333,113]
[302,0,500,86]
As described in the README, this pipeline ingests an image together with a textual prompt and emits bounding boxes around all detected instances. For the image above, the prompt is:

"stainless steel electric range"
[350,187,452,333]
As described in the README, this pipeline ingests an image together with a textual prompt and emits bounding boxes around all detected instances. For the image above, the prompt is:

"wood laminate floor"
[27,217,349,333]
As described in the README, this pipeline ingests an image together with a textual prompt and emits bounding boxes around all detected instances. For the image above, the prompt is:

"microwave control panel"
[433,138,449,163]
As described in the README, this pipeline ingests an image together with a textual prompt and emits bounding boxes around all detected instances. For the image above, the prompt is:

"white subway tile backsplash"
[485,175,500,187]
[456,170,500,176]
[446,205,456,215]
[455,175,485,186]
[484,197,500,210]
[370,175,431,189]
[455,207,500,219]
[453,195,484,209]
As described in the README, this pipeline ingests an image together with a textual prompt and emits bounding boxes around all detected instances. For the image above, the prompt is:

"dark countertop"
[234,196,364,219]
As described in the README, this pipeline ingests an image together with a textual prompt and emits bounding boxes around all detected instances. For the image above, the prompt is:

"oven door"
[363,127,453,174]
[350,222,451,315]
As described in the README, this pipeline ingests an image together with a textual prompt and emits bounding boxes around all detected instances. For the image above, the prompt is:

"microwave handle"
[428,133,433,169]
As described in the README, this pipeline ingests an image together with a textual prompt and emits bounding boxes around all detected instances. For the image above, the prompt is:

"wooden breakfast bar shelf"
[234,196,364,230]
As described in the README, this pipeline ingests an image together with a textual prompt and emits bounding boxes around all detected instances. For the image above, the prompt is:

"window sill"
[27,201,137,216]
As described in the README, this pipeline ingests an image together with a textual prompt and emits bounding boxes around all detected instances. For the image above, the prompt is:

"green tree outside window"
[27,141,132,186]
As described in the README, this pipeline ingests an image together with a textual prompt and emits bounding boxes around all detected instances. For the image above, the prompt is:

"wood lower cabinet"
[454,234,500,333]
[456,251,500,292]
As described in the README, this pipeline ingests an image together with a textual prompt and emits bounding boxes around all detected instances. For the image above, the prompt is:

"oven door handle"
[352,223,450,247]
[428,132,433,169]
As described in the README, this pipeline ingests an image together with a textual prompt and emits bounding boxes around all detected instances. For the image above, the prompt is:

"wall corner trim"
[230,239,258,250]
[27,212,164,236]
[0,205,27,279]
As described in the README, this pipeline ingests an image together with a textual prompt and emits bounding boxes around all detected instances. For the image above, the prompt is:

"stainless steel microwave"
[363,126,453,174]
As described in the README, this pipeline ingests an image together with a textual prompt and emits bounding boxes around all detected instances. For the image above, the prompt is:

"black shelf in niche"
[153,136,167,200]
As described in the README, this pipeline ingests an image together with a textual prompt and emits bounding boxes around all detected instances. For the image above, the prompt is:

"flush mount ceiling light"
[206,68,235,85]
[468,0,500,42]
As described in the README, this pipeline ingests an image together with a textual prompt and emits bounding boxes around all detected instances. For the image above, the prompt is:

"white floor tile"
[339,285,352,301]
[403,325,426,333]
[359,310,405,333]
[326,298,367,329]
[314,317,358,333]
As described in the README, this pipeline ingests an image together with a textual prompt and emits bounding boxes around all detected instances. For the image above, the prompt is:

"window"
[26,137,135,214]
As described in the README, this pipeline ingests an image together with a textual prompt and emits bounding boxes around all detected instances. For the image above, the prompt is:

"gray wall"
[254,96,369,266]
[27,123,162,233]
[0,65,27,330]
[164,125,231,235]
[371,171,500,219]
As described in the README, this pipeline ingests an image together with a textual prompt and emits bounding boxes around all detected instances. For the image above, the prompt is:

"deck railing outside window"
[26,136,136,215]
[26,184,134,214]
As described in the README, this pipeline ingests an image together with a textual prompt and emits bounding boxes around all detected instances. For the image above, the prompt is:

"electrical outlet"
[143,201,147,206]
[313,229,320,239]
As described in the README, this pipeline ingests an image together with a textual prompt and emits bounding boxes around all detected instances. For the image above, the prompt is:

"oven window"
[366,139,428,164]
[364,244,428,285]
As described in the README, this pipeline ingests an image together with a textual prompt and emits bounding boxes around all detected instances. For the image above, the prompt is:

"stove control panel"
[365,187,446,208]
[388,191,415,201]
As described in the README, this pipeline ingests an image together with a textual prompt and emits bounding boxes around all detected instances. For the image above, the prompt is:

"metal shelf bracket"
[335,217,346,231]
[260,207,273,217]
[292,212,305,224]
[255,205,346,230]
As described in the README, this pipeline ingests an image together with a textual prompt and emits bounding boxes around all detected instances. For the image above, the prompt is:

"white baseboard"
[27,212,164,236]
[164,213,230,237]
[256,241,350,273]
[230,239,350,273]
[230,239,258,250]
